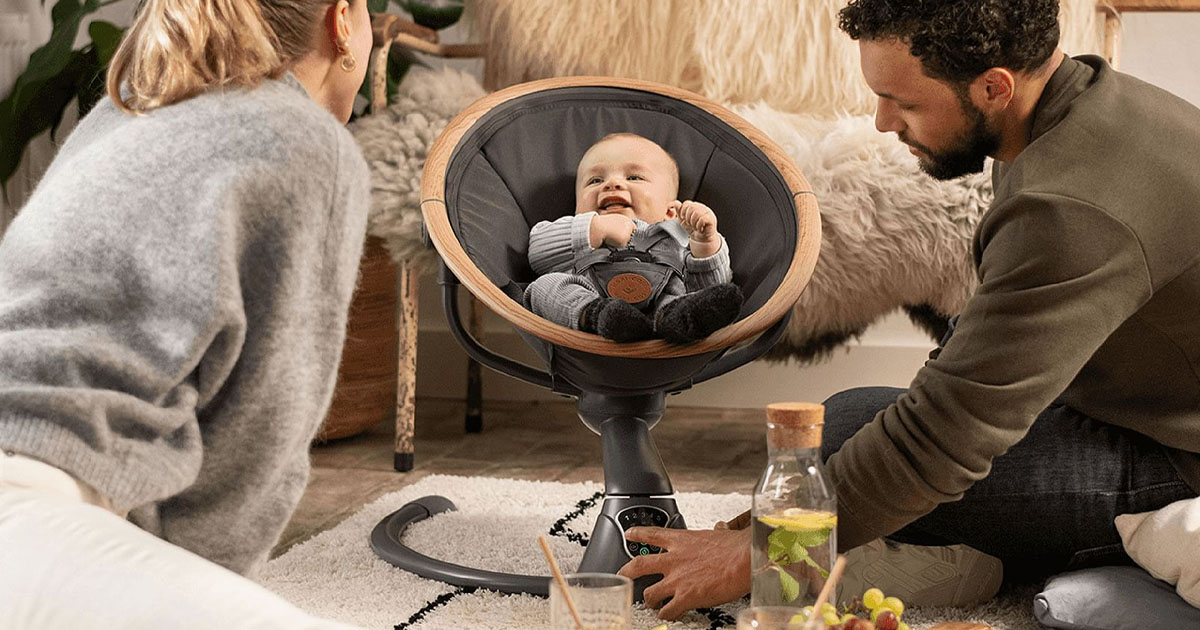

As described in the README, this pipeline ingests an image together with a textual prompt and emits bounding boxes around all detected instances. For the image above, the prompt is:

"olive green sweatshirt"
[827,55,1200,550]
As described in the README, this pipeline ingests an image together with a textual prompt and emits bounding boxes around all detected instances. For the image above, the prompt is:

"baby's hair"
[592,132,679,192]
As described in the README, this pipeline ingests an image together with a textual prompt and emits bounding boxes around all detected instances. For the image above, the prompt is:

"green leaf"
[46,46,95,140]
[397,0,464,30]
[778,567,801,603]
[767,526,830,562]
[1,0,106,196]
[0,46,94,195]
[13,0,101,106]
[77,21,123,118]
[88,20,123,66]
[801,554,830,579]
[765,525,832,595]
[790,527,832,549]
[367,0,390,13]
[384,46,418,101]
[71,45,107,122]
[767,528,798,563]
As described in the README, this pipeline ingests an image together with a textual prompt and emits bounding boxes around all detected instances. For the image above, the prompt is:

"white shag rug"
[260,475,1041,630]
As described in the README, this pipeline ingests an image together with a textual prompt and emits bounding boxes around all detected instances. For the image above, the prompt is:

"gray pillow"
[1034,566,1200,630]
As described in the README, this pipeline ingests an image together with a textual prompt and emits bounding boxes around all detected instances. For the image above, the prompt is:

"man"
[619,0,1200,620]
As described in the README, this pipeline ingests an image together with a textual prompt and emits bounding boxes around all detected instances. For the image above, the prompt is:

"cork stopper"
[765,402,825,449]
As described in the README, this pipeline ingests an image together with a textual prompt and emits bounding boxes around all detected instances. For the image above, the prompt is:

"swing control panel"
[617,505,669,558]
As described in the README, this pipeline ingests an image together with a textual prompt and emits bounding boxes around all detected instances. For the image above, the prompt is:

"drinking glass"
[548,573,632,630]
[736,605,822,630]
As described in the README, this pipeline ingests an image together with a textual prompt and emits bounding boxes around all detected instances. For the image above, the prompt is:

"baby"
[524,133,743,343]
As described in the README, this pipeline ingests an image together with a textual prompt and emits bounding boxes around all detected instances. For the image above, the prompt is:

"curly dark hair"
[838,0,1060,85]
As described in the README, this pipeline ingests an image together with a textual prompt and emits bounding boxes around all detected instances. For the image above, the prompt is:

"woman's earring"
[337,38,356,72]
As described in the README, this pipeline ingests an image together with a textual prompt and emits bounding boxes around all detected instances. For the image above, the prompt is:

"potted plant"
[0,0,122,198]
[0,0,462,198]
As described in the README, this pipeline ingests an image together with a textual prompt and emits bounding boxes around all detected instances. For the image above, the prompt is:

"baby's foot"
[580,298,655,342]
[655,283,743,343]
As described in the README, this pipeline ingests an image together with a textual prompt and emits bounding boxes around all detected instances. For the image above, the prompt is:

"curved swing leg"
[370,495,552,595]
[372,393,684,602]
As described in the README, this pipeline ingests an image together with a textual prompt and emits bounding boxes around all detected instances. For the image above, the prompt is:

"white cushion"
[1115,497,1200,608]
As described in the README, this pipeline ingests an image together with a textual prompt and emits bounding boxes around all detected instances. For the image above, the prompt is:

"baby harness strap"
[574,221,688,310]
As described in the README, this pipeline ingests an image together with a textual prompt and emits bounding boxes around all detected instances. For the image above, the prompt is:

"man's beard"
[905,102,1000,181]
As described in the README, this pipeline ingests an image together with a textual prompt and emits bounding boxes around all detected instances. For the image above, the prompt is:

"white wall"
[1119,12,1200,105]
[2,7,1198,408]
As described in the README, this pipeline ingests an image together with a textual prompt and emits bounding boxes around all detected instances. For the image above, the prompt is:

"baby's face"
[575,135,678,223]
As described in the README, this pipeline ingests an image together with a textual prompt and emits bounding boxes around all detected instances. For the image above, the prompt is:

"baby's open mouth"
[599,197,631,212]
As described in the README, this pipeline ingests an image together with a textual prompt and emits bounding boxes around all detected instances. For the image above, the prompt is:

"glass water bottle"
[750,402,837,608]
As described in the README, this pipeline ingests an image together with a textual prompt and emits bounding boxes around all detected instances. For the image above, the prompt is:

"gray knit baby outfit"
[524,211,731,329]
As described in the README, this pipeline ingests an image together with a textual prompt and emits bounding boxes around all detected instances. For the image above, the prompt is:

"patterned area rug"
[259,475,1038,630]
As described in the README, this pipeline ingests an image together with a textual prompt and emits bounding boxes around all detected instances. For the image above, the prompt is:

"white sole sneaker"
[837,539,1004,608]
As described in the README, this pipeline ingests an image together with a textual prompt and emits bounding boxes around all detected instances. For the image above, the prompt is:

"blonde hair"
[106,0,337,114]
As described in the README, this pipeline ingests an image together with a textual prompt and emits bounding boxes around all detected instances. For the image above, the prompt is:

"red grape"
[874,610,899,630]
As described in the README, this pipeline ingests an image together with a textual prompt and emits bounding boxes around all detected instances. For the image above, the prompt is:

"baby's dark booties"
[655,283,744,343]
[579,297,655,342]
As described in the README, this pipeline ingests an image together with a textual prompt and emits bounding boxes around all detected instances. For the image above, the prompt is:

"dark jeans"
[821,386,1196,580]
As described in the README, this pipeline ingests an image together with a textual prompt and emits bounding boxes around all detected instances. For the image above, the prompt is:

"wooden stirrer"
[539,535,585,630]
[805,554,848,630]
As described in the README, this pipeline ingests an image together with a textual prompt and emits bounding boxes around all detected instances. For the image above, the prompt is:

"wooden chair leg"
[465,296,484,433]
[394,260,419,471]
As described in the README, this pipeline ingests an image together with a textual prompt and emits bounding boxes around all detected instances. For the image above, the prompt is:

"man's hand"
[589,213,636,249]
[675,201,721,258]
[617,526,751,620]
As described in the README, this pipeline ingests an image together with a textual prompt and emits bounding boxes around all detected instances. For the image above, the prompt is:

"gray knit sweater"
[0,74,370,575]
[528,212,733,285]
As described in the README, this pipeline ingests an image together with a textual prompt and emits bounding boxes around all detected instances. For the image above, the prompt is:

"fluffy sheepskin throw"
[350,67,487,272]
[350,67,991,362]
[731,105,990,360]
[472,0,1105,116]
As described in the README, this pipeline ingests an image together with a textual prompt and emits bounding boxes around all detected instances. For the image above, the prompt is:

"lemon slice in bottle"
[757,508,837,532]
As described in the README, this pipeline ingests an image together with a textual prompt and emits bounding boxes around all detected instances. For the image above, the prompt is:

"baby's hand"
[678,201,718,242]
[590,213,636,249]
[677,201,721,258]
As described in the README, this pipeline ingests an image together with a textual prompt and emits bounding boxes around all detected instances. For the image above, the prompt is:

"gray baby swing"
[369,76,821,600]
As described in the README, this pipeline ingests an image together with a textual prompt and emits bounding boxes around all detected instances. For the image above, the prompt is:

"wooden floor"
[273,398,766,557]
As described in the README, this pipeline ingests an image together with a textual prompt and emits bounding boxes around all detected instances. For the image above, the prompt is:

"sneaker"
[837,539,1004,608]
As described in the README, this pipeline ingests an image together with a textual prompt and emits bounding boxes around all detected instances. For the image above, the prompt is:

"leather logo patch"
[607,273,653,304]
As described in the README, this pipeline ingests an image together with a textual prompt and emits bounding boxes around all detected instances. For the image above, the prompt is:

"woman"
[0,0,374,627]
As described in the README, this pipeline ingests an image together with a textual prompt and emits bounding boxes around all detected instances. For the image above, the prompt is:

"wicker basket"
[315,235,399,441]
